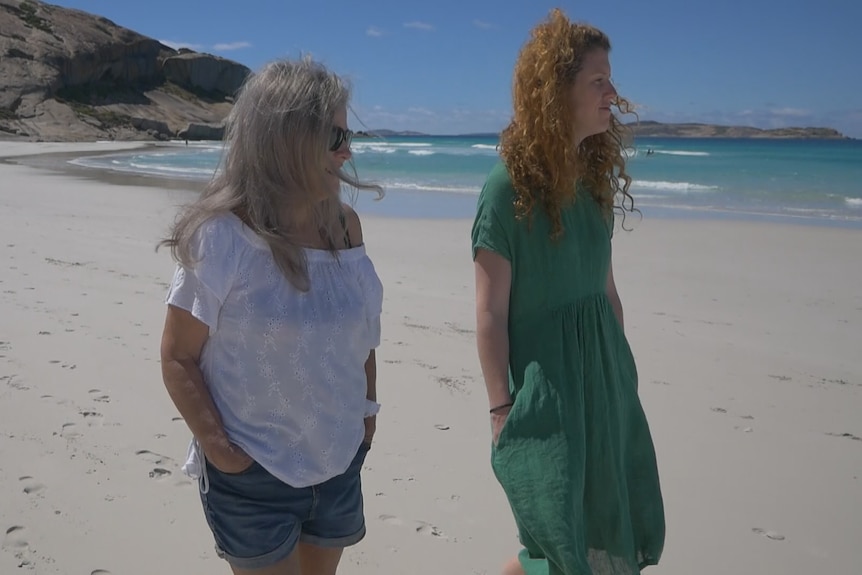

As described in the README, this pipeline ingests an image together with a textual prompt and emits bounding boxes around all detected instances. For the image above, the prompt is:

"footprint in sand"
[18,476,46,495]
[403,322,435,333]
[2,526,27,546]
[415,521,447,539]
[379,514,403,526]
[378,515,448,540]
[826,432,862,442]
[79,409,104,427]
[136,449,174,466]
[444,322,474,336]
[3,374,28,391]
[149,468,172,480]
[2,525,31,566]
[436,376,467,394]
[138,450,179,482]
[89,389,111,403]
[60,422,81,438]
[752,527,785,541]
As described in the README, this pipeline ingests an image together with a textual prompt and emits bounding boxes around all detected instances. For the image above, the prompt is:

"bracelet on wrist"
[364,399,381,418]
[489,401,514,414]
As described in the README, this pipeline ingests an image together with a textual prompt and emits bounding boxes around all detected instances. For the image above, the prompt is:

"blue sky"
[51,0,862,137]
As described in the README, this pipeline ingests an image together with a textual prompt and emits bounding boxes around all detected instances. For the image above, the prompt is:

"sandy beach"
[1,143,860,575]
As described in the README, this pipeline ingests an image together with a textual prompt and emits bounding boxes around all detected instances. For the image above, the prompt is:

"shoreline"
[0,141,207,196]
[4,142,861,229]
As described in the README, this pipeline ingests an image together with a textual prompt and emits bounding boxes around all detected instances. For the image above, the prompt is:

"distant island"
[624,121,849,139]
[357,122,850,140]
[356,129,429,138]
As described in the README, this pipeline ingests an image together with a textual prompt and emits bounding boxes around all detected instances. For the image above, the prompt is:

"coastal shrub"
[161,79,231,103]
[161,81,199,103]
[63,101,132,128]
[0,108,20,120]
[57,83,113,102]
[17,1,54,34]
[6,48,32,60]
[91,109,132,128]
[55,72,160,107]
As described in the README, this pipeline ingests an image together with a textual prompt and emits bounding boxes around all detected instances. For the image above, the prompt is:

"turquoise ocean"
[71,136,862,227]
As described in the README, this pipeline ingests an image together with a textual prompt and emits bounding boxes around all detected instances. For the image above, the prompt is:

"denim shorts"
[200,443,371,570]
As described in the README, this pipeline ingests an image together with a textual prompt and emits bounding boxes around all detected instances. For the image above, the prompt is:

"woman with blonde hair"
[472,10,665,575]
[159,57,383,575]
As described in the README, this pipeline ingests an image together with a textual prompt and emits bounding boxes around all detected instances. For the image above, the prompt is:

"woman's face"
[329,105,353,169]
[569,49,618,145]
[321,105,352,195]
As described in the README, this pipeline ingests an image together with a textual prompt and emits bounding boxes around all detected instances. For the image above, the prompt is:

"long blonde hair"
[500,9,636,238]
[160,57,382,290]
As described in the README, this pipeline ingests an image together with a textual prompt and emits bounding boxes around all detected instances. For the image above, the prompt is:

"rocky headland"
[0,0,249,141]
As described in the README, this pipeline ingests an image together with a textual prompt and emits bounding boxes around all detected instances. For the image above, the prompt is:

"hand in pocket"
[491,406,512,446]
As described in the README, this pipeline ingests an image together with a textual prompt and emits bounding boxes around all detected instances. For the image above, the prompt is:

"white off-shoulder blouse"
[166,213,383,488]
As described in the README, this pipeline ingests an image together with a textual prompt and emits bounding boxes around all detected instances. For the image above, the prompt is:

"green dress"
[471,163,665,575]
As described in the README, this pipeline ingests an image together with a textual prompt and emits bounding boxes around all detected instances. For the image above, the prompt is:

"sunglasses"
[329,126,354,151]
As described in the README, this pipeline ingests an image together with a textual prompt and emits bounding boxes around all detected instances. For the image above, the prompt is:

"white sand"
[1,143,860,574]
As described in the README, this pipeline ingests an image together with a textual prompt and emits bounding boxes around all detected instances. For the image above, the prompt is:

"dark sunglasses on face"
[329,126,354,151]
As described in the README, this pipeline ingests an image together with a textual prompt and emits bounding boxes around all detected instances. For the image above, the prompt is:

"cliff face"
[0,0,251,141]
[162,52,251,96]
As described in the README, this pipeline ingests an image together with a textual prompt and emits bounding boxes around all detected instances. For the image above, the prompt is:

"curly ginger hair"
[500,9,636,237]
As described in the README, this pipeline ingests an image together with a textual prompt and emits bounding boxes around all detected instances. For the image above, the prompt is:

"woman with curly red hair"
[472,9,665,575]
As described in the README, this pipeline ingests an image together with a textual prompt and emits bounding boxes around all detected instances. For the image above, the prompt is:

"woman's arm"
[364,349,377,444]
[474,248,513,443]
[160,305,252,472]
[364,350,377,402]
[344,204,379,445]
